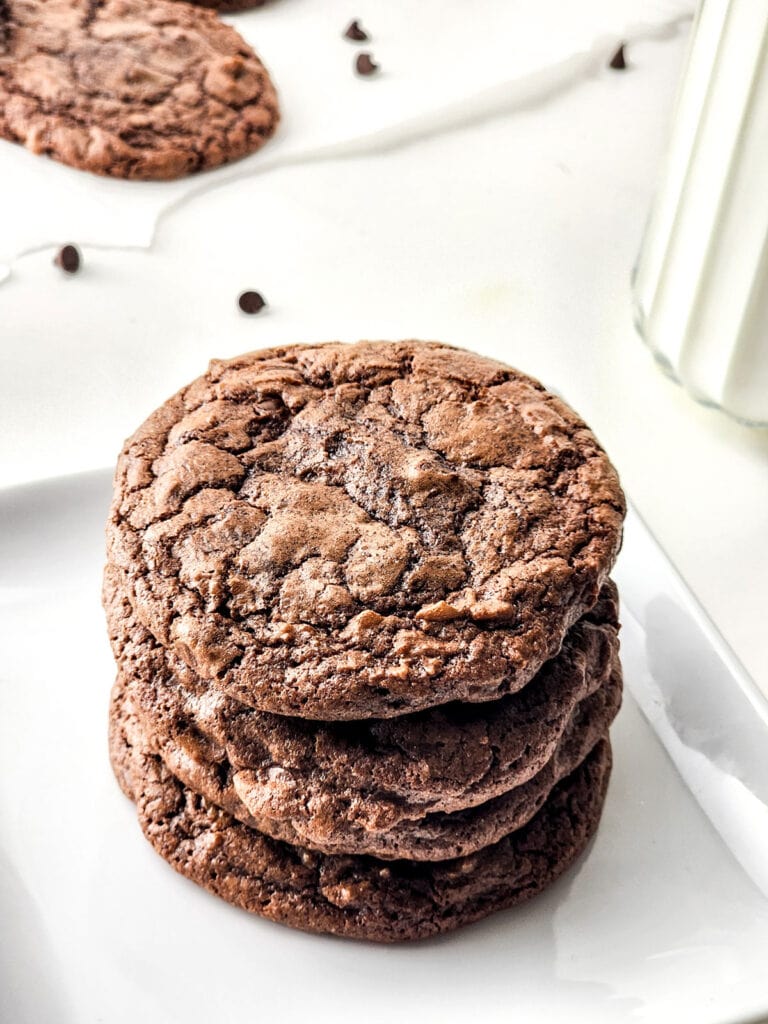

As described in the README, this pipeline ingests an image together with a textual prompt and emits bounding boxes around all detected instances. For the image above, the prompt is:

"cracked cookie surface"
[110,685,613,942]
[116,669,621,860]
[107,572,621,858]
[0,0,278,180]
[105,341,626,718]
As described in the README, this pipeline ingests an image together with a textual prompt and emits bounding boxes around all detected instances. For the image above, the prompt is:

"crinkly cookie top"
[105,341,625,718]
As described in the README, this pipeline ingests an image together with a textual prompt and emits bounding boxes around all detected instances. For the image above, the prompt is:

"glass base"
[632,296,768,430]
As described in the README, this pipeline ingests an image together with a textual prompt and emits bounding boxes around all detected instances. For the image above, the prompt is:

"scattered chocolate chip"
[355,52,379,77]
[238,290,266,315]
[609,44,627,70]
[344,19,369,42]
[54,244,81,275]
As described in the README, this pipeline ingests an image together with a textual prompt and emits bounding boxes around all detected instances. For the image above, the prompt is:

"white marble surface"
[1,0,766,708]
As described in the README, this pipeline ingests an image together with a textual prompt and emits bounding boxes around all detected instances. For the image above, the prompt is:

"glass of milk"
[633,0,768,426]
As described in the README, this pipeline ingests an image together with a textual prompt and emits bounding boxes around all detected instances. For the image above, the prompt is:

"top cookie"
[106,341,625,718]
[0,0,278,180]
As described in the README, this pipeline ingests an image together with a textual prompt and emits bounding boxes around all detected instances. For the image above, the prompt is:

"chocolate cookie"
[0,0,278,180]
[105,342,625,719]
[118,668,621,860]
[106,569,621,857]
[110,687,613,942]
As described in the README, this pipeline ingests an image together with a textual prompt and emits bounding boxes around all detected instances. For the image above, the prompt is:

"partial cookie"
[105,341,625,719]
[110,688,613,942]
[106,572,620,857]
[0,0,278,180]
[118,667,621,860]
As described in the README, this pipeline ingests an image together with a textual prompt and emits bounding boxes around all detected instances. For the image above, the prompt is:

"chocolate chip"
[238,290,266,315]
[609,44,627,70]
[54,244,81,275]
[344,19,369,42]
[355,53,379,77]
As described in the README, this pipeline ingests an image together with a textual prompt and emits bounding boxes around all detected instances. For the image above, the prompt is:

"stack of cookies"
[104,341,626,942]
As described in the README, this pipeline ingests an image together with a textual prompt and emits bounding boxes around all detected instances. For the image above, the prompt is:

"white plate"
[1,470,767,1024]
